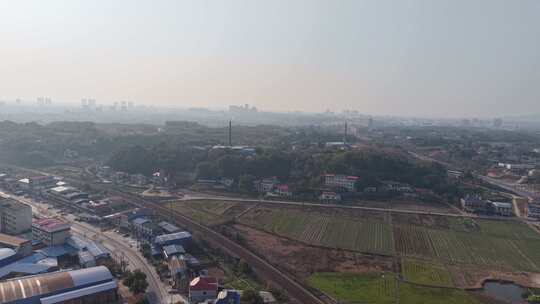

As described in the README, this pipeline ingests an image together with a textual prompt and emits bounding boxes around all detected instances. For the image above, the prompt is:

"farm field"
[394,223,540,272]
[238,207,394,255]
[401,258,454,287]
[237,205,540,271]
[308,272,396,304]
[171,199,249,226]
[308,272,483,304]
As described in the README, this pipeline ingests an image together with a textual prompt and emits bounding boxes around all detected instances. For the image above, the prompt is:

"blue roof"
[158,221,181,233]
[131,217,151,225]
[0,252,58,278]
[162,244,185,257]
[40,281,117,304]
[0,248,16,261]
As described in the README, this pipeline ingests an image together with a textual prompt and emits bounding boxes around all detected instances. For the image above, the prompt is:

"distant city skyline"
[1,0,539,118]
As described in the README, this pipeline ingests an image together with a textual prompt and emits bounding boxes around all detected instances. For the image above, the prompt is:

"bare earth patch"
[232,224,394,279]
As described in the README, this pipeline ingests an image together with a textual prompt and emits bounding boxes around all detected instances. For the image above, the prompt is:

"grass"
[401,258,454,287]
[399,282,482,304]
[308,272,396,304]
[308,273,482,304]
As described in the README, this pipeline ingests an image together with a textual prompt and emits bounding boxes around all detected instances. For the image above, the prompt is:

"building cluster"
[188,276,276,304]
[528,198,540,219]
[460,195,513,216]
[253,177,292,198]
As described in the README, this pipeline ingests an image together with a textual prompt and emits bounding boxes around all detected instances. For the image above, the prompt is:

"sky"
[0,0,539,117]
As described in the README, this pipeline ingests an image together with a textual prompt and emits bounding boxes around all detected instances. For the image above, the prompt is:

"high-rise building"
[0,198,32,235]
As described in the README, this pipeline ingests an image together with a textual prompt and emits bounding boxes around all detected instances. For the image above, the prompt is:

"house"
[320,191,341,202]
[189,276,219,303]
[254,177,279,193]
[381,181,413,193]
[273,184,292,198]
[528,203,540,219]
[214,290,241,304]
[324,174,358,192]
[487,201,513,216]
[460,195,487,213]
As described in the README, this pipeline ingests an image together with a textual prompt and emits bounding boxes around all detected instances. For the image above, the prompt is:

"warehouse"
[0,266,118,304]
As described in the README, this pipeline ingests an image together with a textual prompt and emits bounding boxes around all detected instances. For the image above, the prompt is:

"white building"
[0,198,32,235]
[32,218,71,246]
[320,191,342,202]
[324,174,359,192]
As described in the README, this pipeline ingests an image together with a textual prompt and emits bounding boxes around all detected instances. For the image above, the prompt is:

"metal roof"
[70,266,113,287]
[0,248,16,261]
[0,233,29,247]
[154,231,192,244]
[158,221,181,233]
[491,201,512,208]
[163,244,185,258]
[40,281,117,304]
[131,217,150,226]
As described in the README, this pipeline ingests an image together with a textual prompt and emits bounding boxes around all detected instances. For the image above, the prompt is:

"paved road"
[2,191,183,304]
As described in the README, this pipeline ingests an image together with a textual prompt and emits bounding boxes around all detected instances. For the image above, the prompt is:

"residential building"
[487,201,513,216]
[381,181,413,193]
[254,177,279,193]
[273,184,292,198]
[320,191,341,202]
[0,266,119,304]
[528,203,540,219]
[324,174,359,192]
[189,276,218,303]
[0,198,32,235]
[214,290,241,304]
[460,195,487,213]
[32,218,71,246]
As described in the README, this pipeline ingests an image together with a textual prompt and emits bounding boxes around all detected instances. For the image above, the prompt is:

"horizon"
[1,0,539,118]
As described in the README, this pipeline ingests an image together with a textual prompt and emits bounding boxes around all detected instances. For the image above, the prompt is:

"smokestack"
[229,120,232,146]
[344,122,348,144]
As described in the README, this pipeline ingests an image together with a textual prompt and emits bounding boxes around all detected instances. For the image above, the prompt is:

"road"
[1,191,183,304]
[4,165,325,304]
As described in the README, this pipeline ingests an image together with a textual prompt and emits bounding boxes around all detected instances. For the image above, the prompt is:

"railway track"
[80,182,326,304]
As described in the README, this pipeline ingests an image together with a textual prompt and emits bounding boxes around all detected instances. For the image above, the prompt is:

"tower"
[228,120,232,147]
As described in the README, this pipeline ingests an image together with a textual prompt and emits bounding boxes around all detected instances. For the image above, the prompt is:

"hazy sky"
[1,0,539,117]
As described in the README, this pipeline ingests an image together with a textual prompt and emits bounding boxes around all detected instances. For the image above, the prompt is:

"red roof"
[276,184,289,191]
[33,218,70,232]
[189,276,218,291]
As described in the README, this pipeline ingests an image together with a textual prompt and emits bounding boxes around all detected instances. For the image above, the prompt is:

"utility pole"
[344,121,348,144]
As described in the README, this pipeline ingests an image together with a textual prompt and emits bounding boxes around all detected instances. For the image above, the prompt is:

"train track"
[80,182,325,304]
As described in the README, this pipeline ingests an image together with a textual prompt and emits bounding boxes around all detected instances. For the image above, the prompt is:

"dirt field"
[231,224,394,279]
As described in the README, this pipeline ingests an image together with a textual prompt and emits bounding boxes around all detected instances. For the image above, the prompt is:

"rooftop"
[190,276,218,291]
[0,232,29,247]
[154,231,192,244]
[0,248,16,261]
[33,218,70,233]
[0,266,114,303]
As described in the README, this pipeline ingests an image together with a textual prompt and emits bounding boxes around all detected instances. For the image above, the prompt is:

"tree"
[123,270,149,295]
[241,289,264,304]
[237,259,251,275]
[238,174,255,193]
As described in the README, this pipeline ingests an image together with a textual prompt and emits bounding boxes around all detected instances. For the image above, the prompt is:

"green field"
[394,223,540,271]
[308,273,396,304]
[239,208,395,255]
[237,205,540,271]
[401,258,453,287]
[308,273,482,304]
